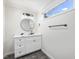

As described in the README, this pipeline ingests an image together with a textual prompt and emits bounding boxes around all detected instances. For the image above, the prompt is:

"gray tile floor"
[4,50,50,59]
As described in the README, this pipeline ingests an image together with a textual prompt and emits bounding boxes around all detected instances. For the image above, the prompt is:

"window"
[45,0,74,17]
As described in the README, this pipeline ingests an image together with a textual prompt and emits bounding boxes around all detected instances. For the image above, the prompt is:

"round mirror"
[20,18,35,32]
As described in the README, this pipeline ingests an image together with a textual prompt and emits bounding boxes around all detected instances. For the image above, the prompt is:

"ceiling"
[4,0,65,14]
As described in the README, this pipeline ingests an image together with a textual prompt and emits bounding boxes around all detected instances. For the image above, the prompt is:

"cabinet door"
[25,36,41,54]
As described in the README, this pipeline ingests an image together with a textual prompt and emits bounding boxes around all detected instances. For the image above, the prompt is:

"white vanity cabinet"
[14,34,42,58]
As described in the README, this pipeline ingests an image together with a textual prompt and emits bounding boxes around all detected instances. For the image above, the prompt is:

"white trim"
[4,49,55,59]
[42,49,55,59]
[4,51,14,58]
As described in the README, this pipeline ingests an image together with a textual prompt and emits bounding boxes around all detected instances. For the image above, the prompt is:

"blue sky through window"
[46,0,74,17]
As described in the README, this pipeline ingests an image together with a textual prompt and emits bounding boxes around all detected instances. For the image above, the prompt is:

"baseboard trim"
[42,49,55,59]
[16,49,41,58]
[4,51,14,58]
[4,49,55,59]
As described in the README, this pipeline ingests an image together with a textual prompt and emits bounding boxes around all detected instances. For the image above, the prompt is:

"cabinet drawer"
[15,38,24,44]
[15,43,24,49]
[15,38,25,49]
[15,48,26,58]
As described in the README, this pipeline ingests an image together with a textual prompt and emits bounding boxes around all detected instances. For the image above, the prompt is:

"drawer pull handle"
[19,45,22,47]
[33,40,36,42]
[19,51,22,54]
[19,39,22,41]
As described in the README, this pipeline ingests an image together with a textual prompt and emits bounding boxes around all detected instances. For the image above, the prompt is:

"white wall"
[4,6,20,57]
[3,6,39,57]
[39,10,75,59]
